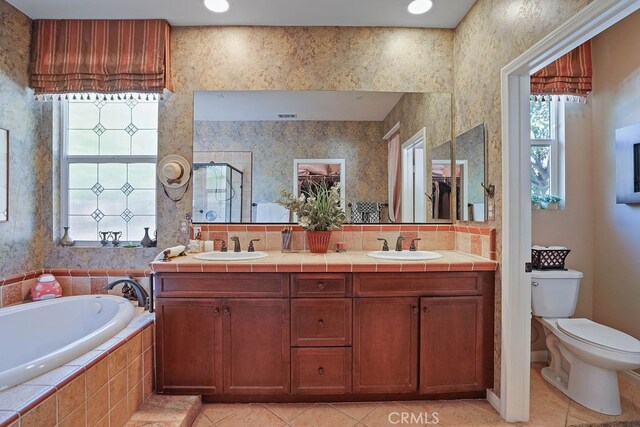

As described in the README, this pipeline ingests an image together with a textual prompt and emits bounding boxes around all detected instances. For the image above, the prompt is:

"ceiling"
[7,0,476,28]
[193,91,405,122]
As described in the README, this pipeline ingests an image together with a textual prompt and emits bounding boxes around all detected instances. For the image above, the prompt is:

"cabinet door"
[353,298,419,393]
[156,298,223,394]
[420,296,483,394]
[223,298,290,395]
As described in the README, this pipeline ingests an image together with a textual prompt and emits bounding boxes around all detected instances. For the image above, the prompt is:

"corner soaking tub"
[0,295,135,390]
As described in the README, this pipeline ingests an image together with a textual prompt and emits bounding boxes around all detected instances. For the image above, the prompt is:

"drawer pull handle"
[318,319,325,328]
[318,367,325,375]
[224,307,230,316]
[317,282,326,290]
[412,305,419,314]
[423,306,429,314]
[213,307,220,315]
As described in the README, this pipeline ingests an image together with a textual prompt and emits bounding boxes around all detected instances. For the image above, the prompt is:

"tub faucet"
[104,277,150,310]
[395,235,406,251]
[229,236,241,252]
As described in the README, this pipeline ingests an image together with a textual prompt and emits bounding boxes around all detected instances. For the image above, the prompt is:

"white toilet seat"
[556,318,640,355]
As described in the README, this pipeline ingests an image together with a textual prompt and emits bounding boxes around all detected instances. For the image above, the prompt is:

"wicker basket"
[531,248,570,270]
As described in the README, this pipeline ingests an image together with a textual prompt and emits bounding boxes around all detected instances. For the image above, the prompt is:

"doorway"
[500,0,640,421]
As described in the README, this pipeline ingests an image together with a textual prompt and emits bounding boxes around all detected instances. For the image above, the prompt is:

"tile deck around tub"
[0,308,154,427]
[150,250,498,274]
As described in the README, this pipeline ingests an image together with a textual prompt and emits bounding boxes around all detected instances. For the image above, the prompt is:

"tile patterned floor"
[191,364,640,427]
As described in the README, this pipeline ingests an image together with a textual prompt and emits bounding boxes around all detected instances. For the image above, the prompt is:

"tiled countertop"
[150,250,498,273]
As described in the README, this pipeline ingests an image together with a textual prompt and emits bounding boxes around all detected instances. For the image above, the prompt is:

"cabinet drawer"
[291,299,352,346]
[156,273,288,298]
[354,273,484,297]
[291,274,352,297]
[292,348,352,395]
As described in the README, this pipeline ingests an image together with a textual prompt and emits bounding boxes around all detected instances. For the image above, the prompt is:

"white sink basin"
[367,250,442,261]
[193,251,269,261]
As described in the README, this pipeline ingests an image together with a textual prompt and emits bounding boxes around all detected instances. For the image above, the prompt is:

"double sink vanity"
[151,249,496,403]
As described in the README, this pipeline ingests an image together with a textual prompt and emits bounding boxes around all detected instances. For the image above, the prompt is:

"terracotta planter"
[306,231,332,253]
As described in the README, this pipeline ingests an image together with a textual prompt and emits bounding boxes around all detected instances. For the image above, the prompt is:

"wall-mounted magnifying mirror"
[0,129,8,222]
[455,123,487,222]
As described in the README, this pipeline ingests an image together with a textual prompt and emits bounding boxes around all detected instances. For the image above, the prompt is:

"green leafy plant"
[531,195,541,204]
[277,181,346,231]
[543,195,561,203]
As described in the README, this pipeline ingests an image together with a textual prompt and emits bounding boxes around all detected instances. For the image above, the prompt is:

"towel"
[155,245,186,261]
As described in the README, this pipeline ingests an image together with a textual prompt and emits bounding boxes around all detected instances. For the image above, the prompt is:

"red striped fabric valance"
[30,20,172,95]
[531,41,592,97]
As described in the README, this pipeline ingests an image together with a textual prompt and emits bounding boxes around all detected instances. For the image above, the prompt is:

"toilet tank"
[531,269,583,317]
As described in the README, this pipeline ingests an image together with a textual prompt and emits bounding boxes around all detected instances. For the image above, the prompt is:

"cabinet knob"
[318,319,325,328]
[213,307,220,315]
[423,306,429,314]
[318,367,325,375]
[223,307,230,316]
[317,282,326,290]
[412,305,419,314]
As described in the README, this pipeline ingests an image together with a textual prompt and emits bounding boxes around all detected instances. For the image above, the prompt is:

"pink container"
[31,274,63,301]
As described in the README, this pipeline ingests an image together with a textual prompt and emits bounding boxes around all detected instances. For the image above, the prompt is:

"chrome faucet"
[229,236,241,252]
[395,235,405,251]
[104,277,150,310]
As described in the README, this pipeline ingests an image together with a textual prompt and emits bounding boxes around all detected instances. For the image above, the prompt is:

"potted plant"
[531,195,542,210]
[277,181,346,253]
[541,195,561,210]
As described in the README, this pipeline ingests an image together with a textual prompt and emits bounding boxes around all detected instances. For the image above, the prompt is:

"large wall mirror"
[0,129,7,222]
[193,90,453,224]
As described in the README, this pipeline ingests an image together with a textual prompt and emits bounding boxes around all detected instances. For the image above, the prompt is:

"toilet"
[531,269,640,415]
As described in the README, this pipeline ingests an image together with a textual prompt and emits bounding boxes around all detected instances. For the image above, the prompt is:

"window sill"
[57,242,159,250]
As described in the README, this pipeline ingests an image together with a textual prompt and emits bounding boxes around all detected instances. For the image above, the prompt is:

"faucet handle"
[213,239,227,252]
[377,238,389,251]
[248,239,260,252]
[409,238,422,251]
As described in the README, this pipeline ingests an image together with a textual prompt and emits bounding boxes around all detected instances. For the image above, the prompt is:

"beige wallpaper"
[453,0,592,395]
[194,120,386,207]
[0,0,43,277]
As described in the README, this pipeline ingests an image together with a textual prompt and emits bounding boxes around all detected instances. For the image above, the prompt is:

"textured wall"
[453,0,591,396]
[194,120,385,206]
[156,26,454,248]
[0,0,42,277]
[591,11,640,358]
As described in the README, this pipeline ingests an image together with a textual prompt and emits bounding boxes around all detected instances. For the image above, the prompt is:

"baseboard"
[486,389,500,414]
[530,350,549,363]
[623,369,640,384]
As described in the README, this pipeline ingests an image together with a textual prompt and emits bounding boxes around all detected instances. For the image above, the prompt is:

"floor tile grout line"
[328,401,382,422]
[258,402,316,425]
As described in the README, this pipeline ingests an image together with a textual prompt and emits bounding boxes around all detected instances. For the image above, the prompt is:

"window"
[61,97,158,242]
[530,99,561,198]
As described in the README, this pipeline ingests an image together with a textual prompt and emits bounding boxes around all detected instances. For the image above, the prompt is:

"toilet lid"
[557,318,640,354]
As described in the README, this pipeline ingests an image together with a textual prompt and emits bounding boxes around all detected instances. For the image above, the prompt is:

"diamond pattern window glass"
[63,97,158,242]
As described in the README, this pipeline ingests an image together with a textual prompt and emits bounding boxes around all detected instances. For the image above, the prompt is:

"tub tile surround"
[0,270,152,308]
[0,311,154,427]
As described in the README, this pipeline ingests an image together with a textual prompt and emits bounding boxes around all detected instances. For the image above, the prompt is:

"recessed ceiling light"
[408,0,433,15]
[204,0,229,13]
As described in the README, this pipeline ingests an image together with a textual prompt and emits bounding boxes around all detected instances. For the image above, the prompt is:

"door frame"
[500,0,640,421]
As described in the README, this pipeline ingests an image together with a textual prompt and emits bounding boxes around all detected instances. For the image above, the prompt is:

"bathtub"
[0,295,135,390]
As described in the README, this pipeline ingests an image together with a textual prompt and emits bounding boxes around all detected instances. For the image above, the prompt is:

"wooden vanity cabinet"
[155,270,494,400]
[352,297,419,393]
[155,273,290,396]
[155,298,223,394]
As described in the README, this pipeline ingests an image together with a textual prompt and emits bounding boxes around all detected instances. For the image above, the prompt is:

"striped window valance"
[30,19,172,96]
[531,40,592,99]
